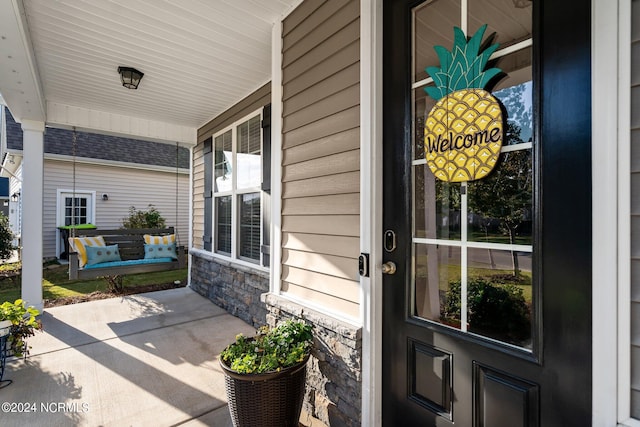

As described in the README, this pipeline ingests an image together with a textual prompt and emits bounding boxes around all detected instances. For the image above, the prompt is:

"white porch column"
[20,120,44,312]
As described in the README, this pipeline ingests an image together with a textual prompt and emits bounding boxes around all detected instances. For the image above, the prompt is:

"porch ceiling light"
[117,66,144,90]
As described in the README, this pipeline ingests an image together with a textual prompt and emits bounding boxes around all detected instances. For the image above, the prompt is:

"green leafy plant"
[0,299,42,358]
[221,320,313,374]
[443,278,530,344]
[0,213,15,261]
[122,205,166,229]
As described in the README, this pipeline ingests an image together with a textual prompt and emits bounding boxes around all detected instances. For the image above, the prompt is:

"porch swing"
[68,128,186,280]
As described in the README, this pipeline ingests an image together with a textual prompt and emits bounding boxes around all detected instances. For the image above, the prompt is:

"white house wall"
[43,159,189,259]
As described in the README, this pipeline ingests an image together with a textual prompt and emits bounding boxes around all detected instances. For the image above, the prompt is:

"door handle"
[381,261,397,275]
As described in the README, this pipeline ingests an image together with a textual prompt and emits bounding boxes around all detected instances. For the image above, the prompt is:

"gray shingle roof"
[5,107,189,169]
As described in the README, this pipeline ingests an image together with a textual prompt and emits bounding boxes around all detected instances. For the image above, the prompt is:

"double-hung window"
[212,112,264,265]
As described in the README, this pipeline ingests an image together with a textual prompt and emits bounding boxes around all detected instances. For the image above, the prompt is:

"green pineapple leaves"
[424,25,502,101]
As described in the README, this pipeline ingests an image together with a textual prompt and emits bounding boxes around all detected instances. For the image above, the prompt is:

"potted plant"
[0,299,42,358]
[219,319,313,427]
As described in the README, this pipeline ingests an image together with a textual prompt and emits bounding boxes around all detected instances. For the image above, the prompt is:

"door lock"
[358,253,370,277]
[381,261,397,275]
[384,230,397,252]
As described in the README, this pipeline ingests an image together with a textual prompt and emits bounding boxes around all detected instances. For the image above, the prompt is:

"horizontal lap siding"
[197,83,271,143]
[282,214,359,237]
[281,0,360,320]
[192,143,205,249]
[43,160,189,259]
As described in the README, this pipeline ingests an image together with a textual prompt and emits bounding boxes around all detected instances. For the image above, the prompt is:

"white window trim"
[270,21,284,296]
[361,1,383,426]
[592,0,630,425]
[618,1,635,425]
[211,110,264,266]
[55,189,97,257]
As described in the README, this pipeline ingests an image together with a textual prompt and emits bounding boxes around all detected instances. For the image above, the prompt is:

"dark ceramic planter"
[219,354,309,427]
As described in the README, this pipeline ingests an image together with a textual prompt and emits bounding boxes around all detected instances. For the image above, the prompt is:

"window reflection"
[215,131,232,193]
[494,81,533,144]
[239,193,261,262]
[414,244,461,328]
[237,115,261,189]
[216,196,232,255]
[414,244,533,349]
[466,248,532,348]
[468,149,532,245]
[411,0,534,351]
[413,0,462,83]
[415,165,462,240]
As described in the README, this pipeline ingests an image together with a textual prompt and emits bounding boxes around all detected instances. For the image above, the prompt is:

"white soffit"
[0,0,298,141]
[0,0,46,122]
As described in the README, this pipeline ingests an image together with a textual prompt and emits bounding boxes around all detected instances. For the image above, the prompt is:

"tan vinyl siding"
[282,171,359,199]
[192,142,205,249]
[282,215,359,237]
[43,159,189,259]
[283,127,360,165]
[282,106,360,149]
[283,150,359,182]
[284,62,360,114]
[198,82,270,143]
[193,84,271,250]
[632,0,640,417]
[281,0,360,320]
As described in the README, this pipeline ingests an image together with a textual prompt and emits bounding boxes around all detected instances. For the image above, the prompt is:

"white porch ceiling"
[0,0,299,144]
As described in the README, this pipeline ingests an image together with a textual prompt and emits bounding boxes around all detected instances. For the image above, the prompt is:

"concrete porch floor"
[0,287,257,426]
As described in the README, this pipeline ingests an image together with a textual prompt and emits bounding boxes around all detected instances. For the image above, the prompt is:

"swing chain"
[71,127,78,239]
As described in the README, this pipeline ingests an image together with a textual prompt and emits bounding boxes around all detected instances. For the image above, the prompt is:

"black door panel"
[382,0,592,425]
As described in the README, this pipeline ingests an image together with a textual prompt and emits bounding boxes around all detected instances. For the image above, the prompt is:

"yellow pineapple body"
[424,88,503,182]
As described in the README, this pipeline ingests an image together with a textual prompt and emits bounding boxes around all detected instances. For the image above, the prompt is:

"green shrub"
[122,205,166,229]
[0,213,15,261]
[0,299,42,358]
[221,320,313,374]
[443,278,530,343]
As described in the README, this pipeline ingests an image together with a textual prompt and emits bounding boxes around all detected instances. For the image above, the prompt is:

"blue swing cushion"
[85,244,122,266]
[144,242,178,260]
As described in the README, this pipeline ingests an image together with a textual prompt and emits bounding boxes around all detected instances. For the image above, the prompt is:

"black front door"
[382,0,592,425]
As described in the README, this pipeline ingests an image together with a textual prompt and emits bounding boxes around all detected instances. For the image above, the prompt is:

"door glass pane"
[467,149,532,245]
[412,0,534,351]
[214,130,232,192]
[468,0,532,50]
[413,0,462,83]
[237,115,261,189]
[414,243,461,329]
[414,164,461,240]
[466,248,532,348]
[64,196,90,226]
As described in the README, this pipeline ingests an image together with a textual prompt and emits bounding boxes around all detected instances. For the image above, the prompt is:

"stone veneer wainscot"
[189,249,269,328]
[189,250,362,427]
[262,293,362,427]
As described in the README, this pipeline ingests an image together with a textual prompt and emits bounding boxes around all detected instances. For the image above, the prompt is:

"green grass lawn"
[0,262,188,305]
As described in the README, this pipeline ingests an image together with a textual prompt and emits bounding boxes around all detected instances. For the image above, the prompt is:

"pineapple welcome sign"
[424,25,504,182]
